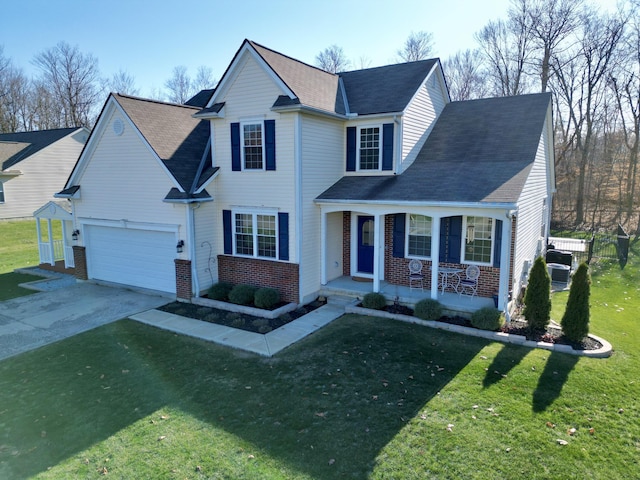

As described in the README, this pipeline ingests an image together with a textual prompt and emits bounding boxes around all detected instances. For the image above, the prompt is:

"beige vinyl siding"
[211,54,297,262]
[325,211,344,282]
[513,126,551,293]
[193,200,217,294]
[299,114,345,301]
[73,108,186,230]
[0,131,86,219]
[400,73,447,172]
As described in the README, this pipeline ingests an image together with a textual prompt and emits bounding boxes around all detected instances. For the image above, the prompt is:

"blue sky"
[2,0,618,98]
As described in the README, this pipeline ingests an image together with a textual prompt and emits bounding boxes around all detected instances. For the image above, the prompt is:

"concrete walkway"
[130,303,346,357]
[0,282,169,361]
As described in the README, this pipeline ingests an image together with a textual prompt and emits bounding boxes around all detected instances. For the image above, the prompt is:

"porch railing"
[38,240,65,265]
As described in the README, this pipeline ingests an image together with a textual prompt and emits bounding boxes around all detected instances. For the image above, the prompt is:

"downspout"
[188,203,200,298]
[295,113,303,303]
[501,210,516,322]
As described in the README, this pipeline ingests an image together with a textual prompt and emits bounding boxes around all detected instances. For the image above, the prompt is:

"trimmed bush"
[362,292,387,310]
[561,262,591,342]
[254,287,280,309]
[208,282,233,301]
[523,256,552,331]
[228,284,258,305]
[414,299,443,320]
[471,307,504,331]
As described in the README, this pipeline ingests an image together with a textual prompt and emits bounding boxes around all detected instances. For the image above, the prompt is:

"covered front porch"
[33,201,76,273]
[320,275,494,316]
[317,205,515,314]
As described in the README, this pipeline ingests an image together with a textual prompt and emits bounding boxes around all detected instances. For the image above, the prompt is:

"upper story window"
[346,123,394,173]
[407,214,432,258]
[242,122,264,170]
[463,216,493,265]
[358,126,380,170]
[231,120,276,172]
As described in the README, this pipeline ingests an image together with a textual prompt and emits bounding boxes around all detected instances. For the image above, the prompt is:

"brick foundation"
[218,255,300,303]
[175,259,192,300]
[72,246,88,280]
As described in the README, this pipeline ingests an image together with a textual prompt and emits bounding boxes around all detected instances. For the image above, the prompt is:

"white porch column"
[373,213,382,292]
[47,219,55,266]
[320,209,327,285]
[36,219,43,264]
[430,216,441,300]
[498,215,513,317]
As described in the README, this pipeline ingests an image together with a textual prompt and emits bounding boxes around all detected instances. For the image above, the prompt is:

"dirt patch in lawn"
[158,298,326,334]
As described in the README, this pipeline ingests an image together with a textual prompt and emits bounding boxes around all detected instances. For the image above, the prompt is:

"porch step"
[326,295,359,307]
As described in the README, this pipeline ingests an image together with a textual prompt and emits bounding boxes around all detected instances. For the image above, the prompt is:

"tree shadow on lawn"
[532,351,580,413]
[482,343,530,389]
[0,315,490,479]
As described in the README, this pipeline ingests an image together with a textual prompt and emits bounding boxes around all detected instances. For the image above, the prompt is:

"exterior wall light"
[72,229,80,242]
[176,240,185,254]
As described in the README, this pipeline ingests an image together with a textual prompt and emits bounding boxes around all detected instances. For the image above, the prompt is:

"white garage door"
[86,225,176,293]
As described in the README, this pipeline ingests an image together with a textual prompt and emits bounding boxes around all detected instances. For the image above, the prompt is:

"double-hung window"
[234,211,277,259]
[358,126,381,170]
[407,214,432,258]
[463,216,493,264]
[242,122,264,170]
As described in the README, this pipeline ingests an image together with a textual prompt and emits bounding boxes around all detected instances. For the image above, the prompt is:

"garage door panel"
[86,225,176,293]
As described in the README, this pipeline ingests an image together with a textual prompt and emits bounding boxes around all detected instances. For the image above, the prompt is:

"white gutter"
[314,198,519,210]
[295,113,303,303]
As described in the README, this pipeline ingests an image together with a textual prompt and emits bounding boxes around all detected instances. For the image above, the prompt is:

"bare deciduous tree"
[165,65,192,104]
[315,45,351,73]
[32,41,102,128]
[194,65,217,91]
[397,31,434,62]
[443,50,488,101]
[108,70,139,96]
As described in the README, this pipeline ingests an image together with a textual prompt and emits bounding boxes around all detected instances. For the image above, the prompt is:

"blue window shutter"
[278,212,289,261]
[493,219,503,267]
[265,119,276,171]
[382,123,394,171]
[223,210,232,254]
[346,127,356,171]
[393,213,406,258]
[230,123,241,171]
[439,216,462,263]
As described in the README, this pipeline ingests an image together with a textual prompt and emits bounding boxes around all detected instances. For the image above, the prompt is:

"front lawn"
[0,248,638,478]
[0,219,40,274]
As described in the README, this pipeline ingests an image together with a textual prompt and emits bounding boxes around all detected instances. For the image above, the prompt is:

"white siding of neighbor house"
[513,125,551,294]
[299,114,345,301]
[211,53,297,262]
[0,130,87,219]
[400,72,447,172]
[72,107,186,232]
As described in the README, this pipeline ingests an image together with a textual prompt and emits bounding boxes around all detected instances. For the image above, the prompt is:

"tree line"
[2,0,639,232]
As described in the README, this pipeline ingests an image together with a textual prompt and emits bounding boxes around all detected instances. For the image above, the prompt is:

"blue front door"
[357,216,375,274]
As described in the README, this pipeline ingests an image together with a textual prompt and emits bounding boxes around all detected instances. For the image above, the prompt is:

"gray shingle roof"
[316,92,552,205]
[185,89,215,108]
[340,60,438,115]
[1,128,80,170]
[114,94,211,192]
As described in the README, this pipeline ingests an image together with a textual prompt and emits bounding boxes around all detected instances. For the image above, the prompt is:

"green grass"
[0,238,638,478]
[0,219,41,274]
[0,272,42,301]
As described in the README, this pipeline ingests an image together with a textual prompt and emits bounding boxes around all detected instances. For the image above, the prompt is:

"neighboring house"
[0,128,88,219]
[58,39,555,316]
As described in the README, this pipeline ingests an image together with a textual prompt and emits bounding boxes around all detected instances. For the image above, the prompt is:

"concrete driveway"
[0,282,170,361]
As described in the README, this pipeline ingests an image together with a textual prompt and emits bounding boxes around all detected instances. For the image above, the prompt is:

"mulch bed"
[158,299,326,335]
[362,303,602,351]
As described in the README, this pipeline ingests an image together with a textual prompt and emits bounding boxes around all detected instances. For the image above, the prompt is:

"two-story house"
[57,39,555,316]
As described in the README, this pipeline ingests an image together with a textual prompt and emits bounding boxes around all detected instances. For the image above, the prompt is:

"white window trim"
[232,208,279,259]
[356,124,382,172]
[0,181,4,203]
[405,214,433,259]
[462,216,494,266]
[240,120,265,171]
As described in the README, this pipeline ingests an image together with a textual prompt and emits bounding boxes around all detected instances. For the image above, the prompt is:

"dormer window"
[358,126,380,170]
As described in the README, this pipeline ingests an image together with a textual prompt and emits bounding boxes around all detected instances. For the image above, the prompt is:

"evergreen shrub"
[561,262,591,342]
[523,256,552,331]
[414,299,443,320]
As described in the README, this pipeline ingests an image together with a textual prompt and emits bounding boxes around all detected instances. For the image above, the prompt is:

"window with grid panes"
[359,126,380,170]
[234,212,277,259]
[407,214,432,257]
[464,216,493,264]
[243,123,263,169]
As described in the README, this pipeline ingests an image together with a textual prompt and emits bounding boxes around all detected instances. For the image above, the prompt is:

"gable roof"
[185,89,216,108]
[112,94,212,193]
[316,92,553,205]
[1,128,81,170]
[199,40,439,118]
[340,60,438,115]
